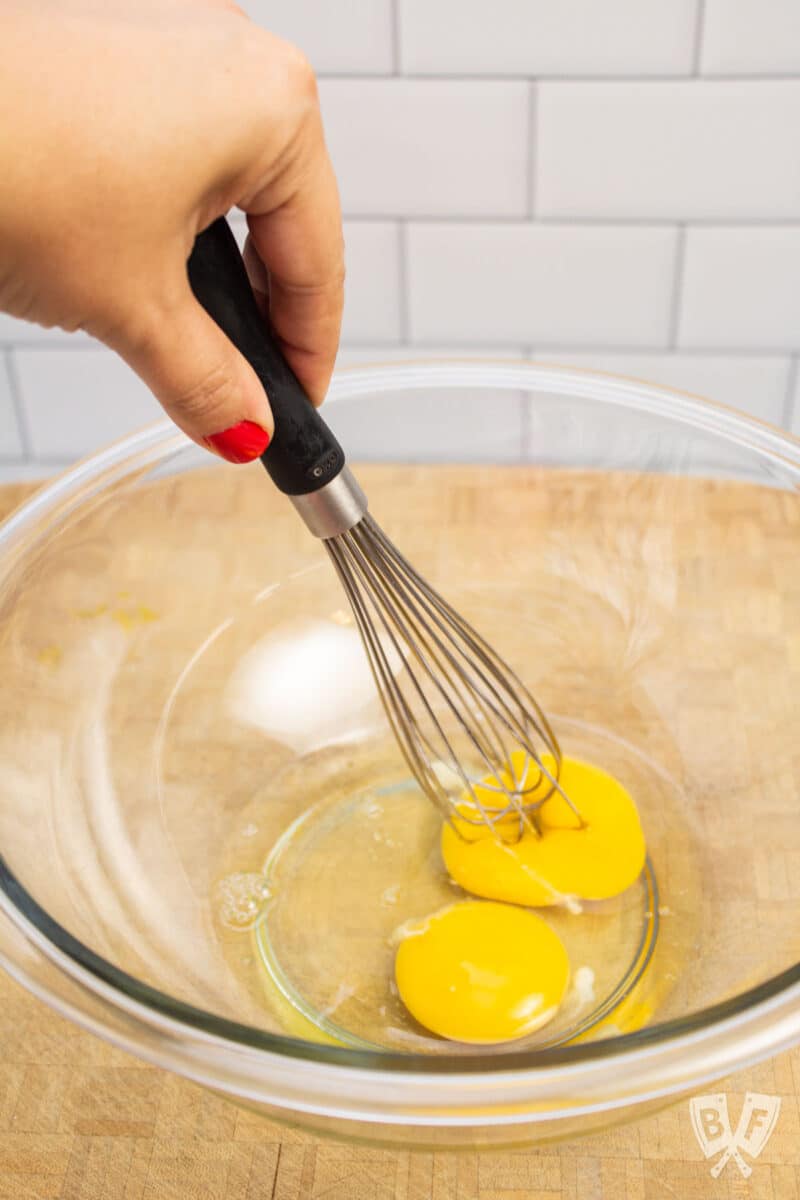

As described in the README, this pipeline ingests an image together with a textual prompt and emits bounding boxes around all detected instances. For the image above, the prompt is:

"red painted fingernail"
[203,420,271,464]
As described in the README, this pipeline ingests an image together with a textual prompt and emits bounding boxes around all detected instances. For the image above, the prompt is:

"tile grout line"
[338,215,800,228]
[781,356,799,431]
[342,339,798,358]
[667,224,687,349]
[316,70,800,82]
[397,221,411,344]
[526,81,537,219]
[692,0,707,76]
[0,336,97,351]
[3,349,32,460]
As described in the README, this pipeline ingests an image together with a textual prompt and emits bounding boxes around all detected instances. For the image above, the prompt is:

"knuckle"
[283,44,318,103]
[243,35,322,186]
[250,30,318,107]
[173,359,235,427]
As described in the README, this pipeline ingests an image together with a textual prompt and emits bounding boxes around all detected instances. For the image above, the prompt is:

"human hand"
[0,0,344,462]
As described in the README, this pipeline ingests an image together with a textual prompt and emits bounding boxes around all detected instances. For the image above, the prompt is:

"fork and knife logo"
[689,1092,781,1178]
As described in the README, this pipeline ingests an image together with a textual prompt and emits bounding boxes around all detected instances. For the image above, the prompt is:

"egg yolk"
[441,752,646,906]
[394,900,570,1043]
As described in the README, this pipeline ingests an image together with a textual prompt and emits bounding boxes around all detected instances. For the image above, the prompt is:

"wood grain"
[0,476,798,1200]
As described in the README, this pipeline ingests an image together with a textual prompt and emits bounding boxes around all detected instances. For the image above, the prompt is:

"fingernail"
[203,420,271,464]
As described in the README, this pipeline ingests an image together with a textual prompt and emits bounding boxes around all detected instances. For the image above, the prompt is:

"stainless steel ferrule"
[289,467,368,539]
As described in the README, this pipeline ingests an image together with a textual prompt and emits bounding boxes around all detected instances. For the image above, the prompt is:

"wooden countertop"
[0,477,798,1200]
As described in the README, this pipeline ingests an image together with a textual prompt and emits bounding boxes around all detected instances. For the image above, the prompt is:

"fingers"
[243,234,269,320]
[245,108,345,407]
[113,284,274,463]
[113,31,343,460]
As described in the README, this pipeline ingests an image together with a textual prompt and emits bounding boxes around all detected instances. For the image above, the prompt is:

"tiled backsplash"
[1,0,798,478]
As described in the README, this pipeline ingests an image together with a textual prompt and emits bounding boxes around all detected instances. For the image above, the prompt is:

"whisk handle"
[187,216,345,496]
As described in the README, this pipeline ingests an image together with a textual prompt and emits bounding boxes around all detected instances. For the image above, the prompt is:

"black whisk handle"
[187,216,345,496]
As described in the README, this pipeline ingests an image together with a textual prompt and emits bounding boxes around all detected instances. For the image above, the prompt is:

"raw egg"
[394,900,570,1043]
[441,752,646,906]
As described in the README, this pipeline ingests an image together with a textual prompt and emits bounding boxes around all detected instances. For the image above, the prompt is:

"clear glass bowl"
[0,361,798,1148]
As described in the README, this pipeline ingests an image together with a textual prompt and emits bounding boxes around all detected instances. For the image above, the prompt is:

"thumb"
[118,286,273,464]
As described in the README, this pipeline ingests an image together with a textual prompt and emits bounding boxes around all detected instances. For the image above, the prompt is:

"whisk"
[188,218,582,837]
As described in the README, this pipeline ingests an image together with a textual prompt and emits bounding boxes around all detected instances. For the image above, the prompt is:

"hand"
[0,0,344,462]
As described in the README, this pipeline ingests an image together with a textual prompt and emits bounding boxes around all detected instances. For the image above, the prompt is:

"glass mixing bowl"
[0,361,798,1148]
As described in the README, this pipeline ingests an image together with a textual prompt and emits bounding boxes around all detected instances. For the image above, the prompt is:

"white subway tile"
[239,0,392,73]
[336,344,524,367]
[324,383,524,463]
[679,227,800,349]
[331,347,526,460]
[520,386,771,475]
[230,218,401,341]
[14,349,162,460]
[702,0,800,75]
[227,215,248,254]
[326,347,529,460]
[538,81,800,219]
[319,80,529,217]
[400,0,696,76]
[0,461,68,483]
[791,363,800,435]
[0,312,90,346]
[531,351,791,425]
[0,357,22,458]
[341,223,402,342]
[407,223,676,345]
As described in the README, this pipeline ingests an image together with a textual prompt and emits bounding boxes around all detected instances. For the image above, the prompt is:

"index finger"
[245,125,344,407]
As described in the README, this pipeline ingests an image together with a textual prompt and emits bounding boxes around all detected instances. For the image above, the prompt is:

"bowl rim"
[1,359,799,1122]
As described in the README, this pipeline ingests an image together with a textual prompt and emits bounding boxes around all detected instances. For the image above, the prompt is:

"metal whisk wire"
[326,513,583,837]
[185,220,583,840]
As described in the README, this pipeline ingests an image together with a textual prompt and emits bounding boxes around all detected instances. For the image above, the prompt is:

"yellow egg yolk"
[441,752,646,906]
[394,900,570,1043]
